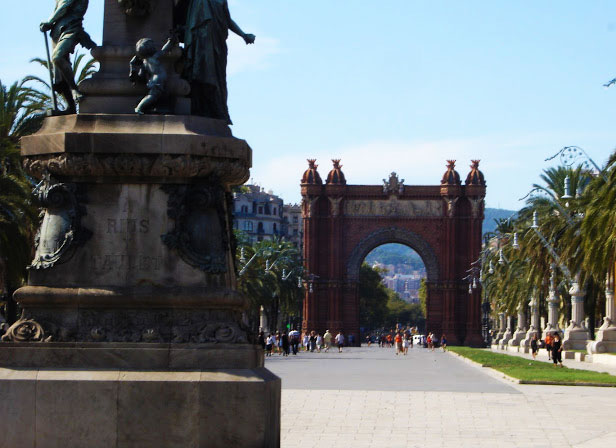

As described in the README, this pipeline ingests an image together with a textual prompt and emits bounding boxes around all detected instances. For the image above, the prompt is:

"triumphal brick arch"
[301,159,486,346]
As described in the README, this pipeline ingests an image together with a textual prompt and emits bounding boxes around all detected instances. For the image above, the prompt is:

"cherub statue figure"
[129,36,177,114]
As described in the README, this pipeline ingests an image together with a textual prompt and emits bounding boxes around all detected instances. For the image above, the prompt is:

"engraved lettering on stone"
[343,199,442,217]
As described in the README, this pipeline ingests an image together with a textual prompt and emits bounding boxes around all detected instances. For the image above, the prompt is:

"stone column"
[492,312,505,345]
[563,273,590,350]
[588,274,616,353]
[521,291,540,348]
[544,270,561,337]
[499,315,514,348]
[259,305,269,334]
[509,302,527,347]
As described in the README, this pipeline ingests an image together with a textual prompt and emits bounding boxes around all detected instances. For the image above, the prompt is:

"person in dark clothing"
[257,331,265,351]
[530,334,539,360]
[281,332,290,356]
[551,333,563,367]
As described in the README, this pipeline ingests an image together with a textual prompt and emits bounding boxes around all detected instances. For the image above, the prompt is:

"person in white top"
[335,331,345,353]
[316,333,323,352]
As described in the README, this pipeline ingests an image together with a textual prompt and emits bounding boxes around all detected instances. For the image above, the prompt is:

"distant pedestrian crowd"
[365,327,447,355]
[257,329,348,356]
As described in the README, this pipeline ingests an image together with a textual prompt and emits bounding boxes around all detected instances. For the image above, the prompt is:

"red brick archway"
[300,160,486,346]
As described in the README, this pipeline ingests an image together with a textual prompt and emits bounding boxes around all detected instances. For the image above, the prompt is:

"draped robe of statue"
[175,0,233,123]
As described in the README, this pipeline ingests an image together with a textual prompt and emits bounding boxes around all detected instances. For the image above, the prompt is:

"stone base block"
[0,367,280,448]
[508,329,526,347]
[563,329,590,350]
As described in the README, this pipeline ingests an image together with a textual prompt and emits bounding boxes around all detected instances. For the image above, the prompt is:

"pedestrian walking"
[281,332,290,356]
[394,331,403,355]
[545,332,553,360]
[530,334,539,360]
[316,333,323,352]
[265,334,274,357]
[309,331,317,352]
[402,334,410,355]
[303,332,310,352]
[323,329,333,352]
[552,333,564,367]
[335,330,345,353]
[440,334,447,352]
[289,328,300,355]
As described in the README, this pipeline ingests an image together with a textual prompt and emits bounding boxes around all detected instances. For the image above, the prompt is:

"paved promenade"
[266,345,616,448]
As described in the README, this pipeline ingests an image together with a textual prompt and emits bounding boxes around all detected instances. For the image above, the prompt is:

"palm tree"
[236,235,304,334]
[0,79,44,321]
[24,51,99,112]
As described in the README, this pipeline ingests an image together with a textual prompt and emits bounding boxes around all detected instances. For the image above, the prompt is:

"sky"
[2,1,616,210]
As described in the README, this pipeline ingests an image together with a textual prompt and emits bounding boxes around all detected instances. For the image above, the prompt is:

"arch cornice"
[346,227,440,283]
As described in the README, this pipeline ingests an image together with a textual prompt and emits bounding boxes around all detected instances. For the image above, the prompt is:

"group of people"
[258,329,347,356]
[366,328,447,354]
[529,332,564,367]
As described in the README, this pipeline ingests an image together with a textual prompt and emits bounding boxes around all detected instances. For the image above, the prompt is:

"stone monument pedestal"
[0,114,280,447]
[0,345,279,448]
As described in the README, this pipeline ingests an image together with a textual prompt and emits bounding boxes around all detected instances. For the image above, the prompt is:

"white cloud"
[248,133,611,210]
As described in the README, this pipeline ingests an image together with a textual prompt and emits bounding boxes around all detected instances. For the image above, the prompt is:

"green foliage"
[359,263,425,331]
[450,347,616,385]
[385,290,425,328]
[236,235,303,334]
[359,263,389,330]
[418,278,427,316]
[25,52,99,112]
[1,78,43,303]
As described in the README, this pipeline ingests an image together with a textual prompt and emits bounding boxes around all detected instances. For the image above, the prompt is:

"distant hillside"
[483,208,518,235]
[364,244,424,271]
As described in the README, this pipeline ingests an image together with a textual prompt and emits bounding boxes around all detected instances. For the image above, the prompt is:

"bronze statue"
[130,36,177,114]
[174,0,255,123]
[40,0,97,114]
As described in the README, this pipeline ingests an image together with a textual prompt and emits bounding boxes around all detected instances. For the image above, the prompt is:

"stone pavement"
[266,345,616,448]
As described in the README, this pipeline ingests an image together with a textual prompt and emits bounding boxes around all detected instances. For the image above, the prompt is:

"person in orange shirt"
[394,332,403,355]
[544,332,553,360]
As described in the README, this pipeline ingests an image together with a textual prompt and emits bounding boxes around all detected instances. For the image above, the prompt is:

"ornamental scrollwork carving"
[117,0,153,17]
[29,177,92,270]
[23,154,250,185]
[161,183,228,273]
[1,313,46,342]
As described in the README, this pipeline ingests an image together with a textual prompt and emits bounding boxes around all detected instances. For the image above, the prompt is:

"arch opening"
[359,244,427,340]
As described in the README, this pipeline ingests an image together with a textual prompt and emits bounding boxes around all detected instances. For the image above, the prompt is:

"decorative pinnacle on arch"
[441,160,461,186]
[302,159,323,185]
[465,160,486,186]
[326,159,346,185]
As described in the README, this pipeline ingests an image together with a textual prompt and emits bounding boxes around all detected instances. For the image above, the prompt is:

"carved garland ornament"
[23,154,250,185]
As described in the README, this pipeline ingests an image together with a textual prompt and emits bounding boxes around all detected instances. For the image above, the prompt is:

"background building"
[233,185,284,243]
[282,204,303,251]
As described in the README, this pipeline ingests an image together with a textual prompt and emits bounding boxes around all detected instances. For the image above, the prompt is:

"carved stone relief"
[382,172,405,195]
[23,154,250,185]
[161,183,228,273]
[328,197,343,217]
[344,198,442,218]
[29,177,92,270]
